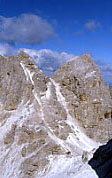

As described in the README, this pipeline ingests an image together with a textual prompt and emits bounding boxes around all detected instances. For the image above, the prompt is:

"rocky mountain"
[0,52,112,178]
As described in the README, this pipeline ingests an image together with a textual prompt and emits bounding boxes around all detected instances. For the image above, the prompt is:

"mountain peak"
[0,53,112,178]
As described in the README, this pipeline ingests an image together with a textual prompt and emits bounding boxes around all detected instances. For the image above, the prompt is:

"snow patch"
[50,79,99,152]
[43,155,98,178]
[0,101,34,142]
[85,71,96,79]
[45,82,52,99]
[20,62,34,85]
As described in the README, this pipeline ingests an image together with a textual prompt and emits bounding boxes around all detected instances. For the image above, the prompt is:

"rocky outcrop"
[53,54,112,143]
[109,88,112,98]
[0,52,112,178]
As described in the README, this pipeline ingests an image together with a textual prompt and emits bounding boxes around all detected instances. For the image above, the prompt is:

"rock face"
[0,52,112,178]
[89,139,112,178]
[109,88,112,98]
[53,55,112,143]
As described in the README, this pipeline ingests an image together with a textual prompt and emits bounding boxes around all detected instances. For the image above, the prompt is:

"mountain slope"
[0,52,111,178]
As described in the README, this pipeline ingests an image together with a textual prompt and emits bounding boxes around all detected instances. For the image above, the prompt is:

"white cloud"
[0,43,18,56]
[22,48,75,76]
[95,59,112,87]
[85,20,101,31]
[0,14,55,45]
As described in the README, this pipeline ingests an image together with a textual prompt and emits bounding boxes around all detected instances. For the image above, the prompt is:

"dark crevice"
[89,139,112,178]
[104,113,110,119]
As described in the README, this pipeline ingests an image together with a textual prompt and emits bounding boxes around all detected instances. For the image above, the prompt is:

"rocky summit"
[0,52,112,178]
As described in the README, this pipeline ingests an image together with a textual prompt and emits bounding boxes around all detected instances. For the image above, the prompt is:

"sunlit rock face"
[53,54,112,143]
[0,52,112,178]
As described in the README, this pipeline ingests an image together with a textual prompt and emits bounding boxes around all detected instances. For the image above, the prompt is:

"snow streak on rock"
[51,79,99,152]
[0,53,111,178]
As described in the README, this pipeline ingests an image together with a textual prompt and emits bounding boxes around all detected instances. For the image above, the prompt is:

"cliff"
[0,52,111,178]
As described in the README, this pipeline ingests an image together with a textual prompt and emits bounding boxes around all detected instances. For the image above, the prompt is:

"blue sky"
[0,0,112,59]
[0,0,112,85]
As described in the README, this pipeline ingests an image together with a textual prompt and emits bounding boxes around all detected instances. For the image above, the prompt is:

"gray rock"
[53,54,112,143]
[0,52,111,178]
[109,88,112,98]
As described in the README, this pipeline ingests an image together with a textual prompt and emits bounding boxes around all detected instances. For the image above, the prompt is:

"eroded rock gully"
[0,52,112,178]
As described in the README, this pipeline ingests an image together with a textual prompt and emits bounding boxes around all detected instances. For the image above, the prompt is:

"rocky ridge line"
[0,52,112,178]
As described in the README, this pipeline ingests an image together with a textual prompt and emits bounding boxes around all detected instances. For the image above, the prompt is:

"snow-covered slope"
[0,52,112,178]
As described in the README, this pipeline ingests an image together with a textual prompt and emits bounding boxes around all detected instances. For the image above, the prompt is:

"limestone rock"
[53,54,112,143]
[0,52,111,178]
[109,88,112,98]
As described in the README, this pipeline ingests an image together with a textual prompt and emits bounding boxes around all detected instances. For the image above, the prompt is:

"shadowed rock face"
[89,139,112,178]
[0,52,112,178]
[109,88,112,99]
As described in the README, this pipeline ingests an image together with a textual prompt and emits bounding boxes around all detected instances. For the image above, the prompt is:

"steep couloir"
[0,52,111,178]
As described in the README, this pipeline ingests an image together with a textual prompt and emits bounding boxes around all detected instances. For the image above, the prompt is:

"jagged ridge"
[0,52,112,178]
